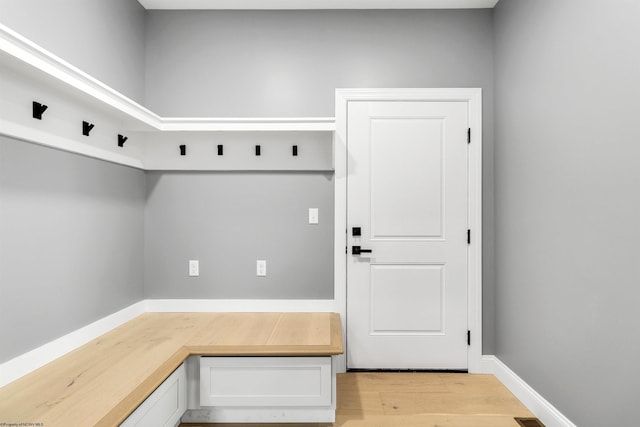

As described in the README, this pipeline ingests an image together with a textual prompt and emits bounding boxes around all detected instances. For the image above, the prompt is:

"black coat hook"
[179,145,186,156]
[217,144,223,156]
[117,134,128,147]
[32,101,48,120]
[82,121,95,136]
[255,145,261,156]
[292,145,298,156]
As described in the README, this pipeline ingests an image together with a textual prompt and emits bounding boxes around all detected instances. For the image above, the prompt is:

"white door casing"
[334,88,482,373]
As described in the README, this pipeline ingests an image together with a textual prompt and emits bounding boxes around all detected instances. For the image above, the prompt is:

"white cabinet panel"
[200,357,332,407]
[120,363,186,427]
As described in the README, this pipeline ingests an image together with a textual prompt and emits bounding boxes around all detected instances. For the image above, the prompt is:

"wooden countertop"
[0,312,343,427]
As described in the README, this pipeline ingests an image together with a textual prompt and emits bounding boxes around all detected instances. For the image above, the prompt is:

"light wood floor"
[180,372,535,427]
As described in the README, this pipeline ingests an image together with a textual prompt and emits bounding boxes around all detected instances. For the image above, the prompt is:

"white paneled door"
[347,100,469,370]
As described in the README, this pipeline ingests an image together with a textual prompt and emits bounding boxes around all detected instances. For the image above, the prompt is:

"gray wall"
[145,10,493,117]
[145,172,334,299]
[493,1,640,425]
[0,137,145,363]
[0,0,146,104]
[144,10,496,351]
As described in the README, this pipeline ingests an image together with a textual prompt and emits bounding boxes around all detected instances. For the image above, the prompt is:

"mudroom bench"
[0,312,343,426]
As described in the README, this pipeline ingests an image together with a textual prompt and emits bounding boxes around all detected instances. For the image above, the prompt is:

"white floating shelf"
[0,24,160,130]
[159,117,336,132]
[0,23,336,169]
[138,0,500,10]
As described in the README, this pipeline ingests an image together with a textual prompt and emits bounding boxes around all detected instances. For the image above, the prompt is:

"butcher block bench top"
[0,312,343,427]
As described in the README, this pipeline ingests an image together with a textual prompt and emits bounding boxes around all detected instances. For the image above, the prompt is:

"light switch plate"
[256,260,267,276]
[189,260,199,277]
[309,208,319,224]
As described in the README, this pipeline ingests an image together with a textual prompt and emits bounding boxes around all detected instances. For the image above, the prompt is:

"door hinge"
[467,330,471,346]
[467,128,471,144]
[467,229,471,245]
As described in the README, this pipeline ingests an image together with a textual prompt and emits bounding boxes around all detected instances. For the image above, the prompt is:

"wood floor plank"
[378,392,531,415]
[336,390,386,415]
[334,414,527,426]
[338,371,449,393]
[181,372,534,427]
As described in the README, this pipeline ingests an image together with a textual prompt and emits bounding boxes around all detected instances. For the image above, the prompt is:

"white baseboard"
[0,301,146,388]
[482,355,576,427]
[481,354,497,374]
[145,298,339,312]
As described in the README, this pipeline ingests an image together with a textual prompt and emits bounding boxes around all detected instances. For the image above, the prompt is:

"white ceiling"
[137,0,499,10]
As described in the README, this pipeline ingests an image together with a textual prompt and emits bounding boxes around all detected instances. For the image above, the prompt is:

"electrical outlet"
[256,260,267,277]
[189,260,199,277]
[309,208,319,224]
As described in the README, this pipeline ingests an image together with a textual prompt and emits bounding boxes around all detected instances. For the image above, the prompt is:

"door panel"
[370,264,444,334]
[347,100,468,370]
[370,118,444,239]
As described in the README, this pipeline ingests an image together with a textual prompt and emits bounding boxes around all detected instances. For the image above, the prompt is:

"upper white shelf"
[0,24,336,133]
[158,117,336,132]
[138,0,500,10]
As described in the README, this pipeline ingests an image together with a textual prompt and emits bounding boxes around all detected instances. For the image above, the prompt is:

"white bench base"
[182,355,337,423]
